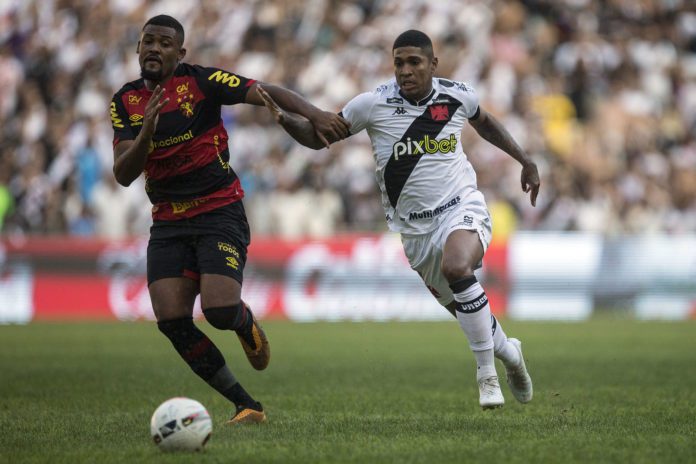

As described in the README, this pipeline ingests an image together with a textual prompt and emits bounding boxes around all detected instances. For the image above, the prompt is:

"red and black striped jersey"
[110,63,255,221]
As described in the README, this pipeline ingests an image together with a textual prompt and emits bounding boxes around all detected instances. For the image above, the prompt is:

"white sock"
[473,349,496,380]
[451,279,497,380]
[491,315,520,367]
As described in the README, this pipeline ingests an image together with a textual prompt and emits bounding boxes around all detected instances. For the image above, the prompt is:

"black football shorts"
[147,201,250,285]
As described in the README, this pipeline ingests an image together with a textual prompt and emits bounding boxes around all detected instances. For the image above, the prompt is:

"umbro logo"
[392,107,407,115]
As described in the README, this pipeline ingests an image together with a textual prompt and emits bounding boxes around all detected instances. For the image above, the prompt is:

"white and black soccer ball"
[150,397,212,452]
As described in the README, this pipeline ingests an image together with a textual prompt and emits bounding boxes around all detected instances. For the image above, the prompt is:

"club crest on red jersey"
[179,101,194,117]
[176,92,196,118]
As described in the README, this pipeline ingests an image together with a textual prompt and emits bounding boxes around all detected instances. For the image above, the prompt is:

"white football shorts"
[400,190,492,307]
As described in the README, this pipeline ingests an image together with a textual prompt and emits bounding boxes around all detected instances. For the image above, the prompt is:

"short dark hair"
[143,15,185,45]
[392,30,433,57]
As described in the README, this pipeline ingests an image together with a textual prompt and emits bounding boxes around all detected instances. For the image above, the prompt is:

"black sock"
[239,306,253,333]
[224,383,261,410]
[157,317,226,378]
[236,306,258,350]
[203,303,251,332]
[157,317,256,406]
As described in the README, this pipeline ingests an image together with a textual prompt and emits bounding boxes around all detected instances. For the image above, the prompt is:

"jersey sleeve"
[194,65,256,105]
[110,93,136,144]
[340,92,376,135]
[452,80,480,119]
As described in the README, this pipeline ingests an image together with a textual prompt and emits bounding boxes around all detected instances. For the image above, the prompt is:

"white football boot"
[478,375,505,409]
[505,338,533,403]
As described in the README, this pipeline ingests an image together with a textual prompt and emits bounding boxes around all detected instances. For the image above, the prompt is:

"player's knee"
[447,275,479,297]
[203,304,244,330]
[441,260,476,284]
[157,316,195,340]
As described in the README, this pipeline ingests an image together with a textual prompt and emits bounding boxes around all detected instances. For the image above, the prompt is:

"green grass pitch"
[1,320,695,463]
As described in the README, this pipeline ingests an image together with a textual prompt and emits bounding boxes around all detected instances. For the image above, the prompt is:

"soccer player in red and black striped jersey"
[110,15,350,424]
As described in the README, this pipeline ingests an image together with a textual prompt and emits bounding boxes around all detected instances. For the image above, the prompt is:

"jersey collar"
[398,87,436,107]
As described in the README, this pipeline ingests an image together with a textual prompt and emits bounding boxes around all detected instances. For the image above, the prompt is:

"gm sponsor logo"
[408,196,461,221]
[208,70,240,88]
[150,130,194,149]
[392,133,457,160]
[110,102,124,129]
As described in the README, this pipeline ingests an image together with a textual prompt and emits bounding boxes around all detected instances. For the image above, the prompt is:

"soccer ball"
[150,397,212,452]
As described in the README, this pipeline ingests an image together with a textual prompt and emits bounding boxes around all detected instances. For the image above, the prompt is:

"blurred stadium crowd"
[0,0,695,239]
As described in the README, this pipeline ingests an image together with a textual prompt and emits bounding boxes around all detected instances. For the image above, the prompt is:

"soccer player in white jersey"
[258,30,539,409]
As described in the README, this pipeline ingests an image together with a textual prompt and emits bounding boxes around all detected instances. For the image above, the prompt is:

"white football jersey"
[341,77,483,234]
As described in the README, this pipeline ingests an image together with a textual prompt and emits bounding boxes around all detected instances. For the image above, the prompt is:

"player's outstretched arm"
[256,85,345,149]
[113,85,169,186]
[248,83,350,148]
[468,107,540,206]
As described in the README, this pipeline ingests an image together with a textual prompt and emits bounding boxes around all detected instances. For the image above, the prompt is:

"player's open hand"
[257,85,286,125]
[309,111,351,148]
[521,162,540,206]
[143,85,169,137]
